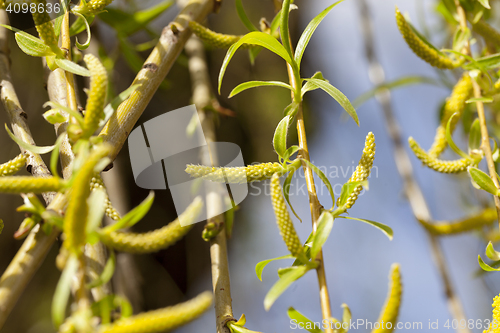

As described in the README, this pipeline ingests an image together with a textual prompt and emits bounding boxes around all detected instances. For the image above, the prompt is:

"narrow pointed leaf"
[103,191,155,233]
[301,71,327,96]
[5,124,55,154]
[301,159,335,210]
[255,254,294,281]
[468,167,500,196]
[273,116,290,158]
[445,114,471,159]
[338,216,393,240]
[479,255,500,271]
[469,119,481,151]
[264,265,309,310]
[54,58,91,77]
[310,211,334,260]
[87,251,116,288]
[235,0,258,32]
[486,241,500,261]
[229,81,293,98]
[287,307,323,333]
[304,78,358,125]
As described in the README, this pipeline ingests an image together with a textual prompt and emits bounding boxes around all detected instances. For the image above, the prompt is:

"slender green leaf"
[479,255,500,271]
[50,135,65,177]
[87,251,116,288]
[264,265,310,310]
[337,216,393,240]
[304,78,359,125]
[294,1,343,67]
[218,32,293,93]
[284,101,300,117]
[283,145,300,163]
[301,159,335,210]
[8,28,54,57]
[229,81,294,98]
[270,9,282,36]
[255,254,294,281]
[468,167,500,196]
[228,322,263,333]
[341,303,352,333]
[54,58,91,77]
[100,84,140,126]
[280,0,293,60]
[463,53,500,70]
[73,12,91,50]
[70,14,95,36]
[52,255,78,327]
[469,119,481,152]
[44,101,84,126]
[283,167,302,222]
[478,0,491,9]
[287,307,323,333]
[273,116,291,158]
[310,211,334,260]
[486,241,500,261]
[235,0,258,32]
[466,97,493,104]
[445,114,471,159]
[102,191,155,233]
[5,124,55,154]
[301,71,327,96]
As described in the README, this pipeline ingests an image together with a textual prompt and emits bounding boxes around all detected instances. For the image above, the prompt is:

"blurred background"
[0,0,498,332]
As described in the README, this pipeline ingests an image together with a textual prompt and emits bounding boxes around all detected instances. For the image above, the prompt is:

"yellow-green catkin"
[186,162,285,184]
[63,145,111,255]
[0,153,26,177]
[483,293,500,333]
[74,0,114,15]
[98,291,212,333]
[270,173,303,257]
[100,197,202,254]
[0,176,63,193]
[473,20,500,49]
[372,264,402,333]
[409,137,472,173]
[395,7,460,69]
[419,208,497,236]
[83,54,108,138]
[340,132,376,209]
[188,21,244,49]
[32,0,60,51]
[90,174,120,221]
[428,74,472,157]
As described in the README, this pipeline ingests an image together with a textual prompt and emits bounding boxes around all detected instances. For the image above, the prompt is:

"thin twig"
[357,2,470,333]
[185,35,234,333]
[0,1,218,327]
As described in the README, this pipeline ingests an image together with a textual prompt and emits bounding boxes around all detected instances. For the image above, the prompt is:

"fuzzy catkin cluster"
[270,173,303,257]
[100,197,202,253]
[83,54,108,138]
[0,153,26,177]
[341,132,376,209]
[0,176,63,193]
[372,264,402,333]
[420,208,497,236]
[484,294,500,333]
[395,7,459,69]
[409,137,472,173]
[186,162,285,184]
[90,174,120,221]
[188,21,244,49]
[98,291,212,333]
[31,0,59,48]
[75,0,114,14]
[428,74,472,157]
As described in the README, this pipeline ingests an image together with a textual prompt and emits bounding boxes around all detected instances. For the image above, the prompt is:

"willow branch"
[357,2,470,332]
[185,35,234,333]
[0,0,218,326]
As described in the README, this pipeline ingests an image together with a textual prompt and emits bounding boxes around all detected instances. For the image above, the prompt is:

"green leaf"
[69,14,95,36]
[478,0,491,9]
[337,216,393,240]
[466,97,493,104]
[73,12,92,50]
[284,101,300,117]
[52,255,79,327]
[353,76,438,108]
[5,124,55,154]
[229,81,294,98]
[54,58,91,77]
[270,9,282,36]
[283,145,300,163]
[227,322,263,333]
[468,167,500,196]
[100,84,140,126]
[301,159,335,210]
[304,78,359,125]
[287,307,323,333]
[86,188,106,236]
[469,119,481,152]
[5,27,55,57]
[294,1,343,68]
[301,71,327,96]
[478,255,500,271]
[44,101,84,126]
[310,211,334,260]
[255,254,294,281]
[50,135,66,177]
[87,251,116,288]
[486,241,500,261]
[102,191,155,233]
[283,167,302,222]
[280,0,293,60]
[463,53,500,70]
[341,303,352,333]
[337,180,368,209]
[264,265,310,311]
[445,113,471,159]
[235,0,258,32]
[273,116,291,158]
[218,32,293,93]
